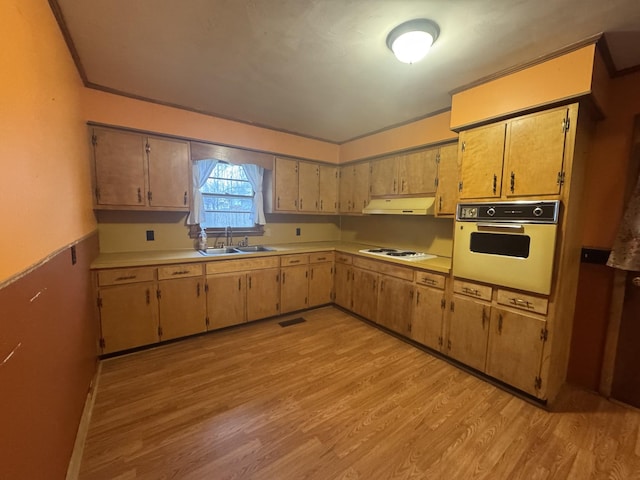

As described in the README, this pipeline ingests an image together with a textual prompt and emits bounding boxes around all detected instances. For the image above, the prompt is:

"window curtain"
[186,159,218,225]
[608,170,640,270]
[242,164,266,225]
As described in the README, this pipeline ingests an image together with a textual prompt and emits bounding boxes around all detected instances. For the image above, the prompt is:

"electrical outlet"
[70,245,77,265]
[146,230,155,241]
[296,227,301,236]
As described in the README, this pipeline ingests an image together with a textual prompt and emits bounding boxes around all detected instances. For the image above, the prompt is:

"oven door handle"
[477,222,525,232]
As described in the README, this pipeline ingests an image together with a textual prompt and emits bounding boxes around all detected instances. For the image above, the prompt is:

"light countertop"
[91,241,452,274]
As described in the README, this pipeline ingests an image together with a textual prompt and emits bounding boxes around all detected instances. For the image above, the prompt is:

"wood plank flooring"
[77,307,640,479]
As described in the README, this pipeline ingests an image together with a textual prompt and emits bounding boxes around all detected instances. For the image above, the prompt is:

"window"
[200,163,255,229]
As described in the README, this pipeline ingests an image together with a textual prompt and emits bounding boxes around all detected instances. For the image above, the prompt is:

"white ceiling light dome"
[387,19,440,64]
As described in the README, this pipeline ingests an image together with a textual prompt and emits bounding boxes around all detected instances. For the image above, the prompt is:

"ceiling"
[53,0,640,144]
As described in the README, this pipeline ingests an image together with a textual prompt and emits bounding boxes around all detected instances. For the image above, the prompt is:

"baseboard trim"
[65,361,102,480]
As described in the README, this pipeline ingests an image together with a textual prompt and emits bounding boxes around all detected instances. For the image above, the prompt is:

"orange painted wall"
[0,0,96,283]
[339,111,458,162]
[82,89,340,164]
[450,45,596,130]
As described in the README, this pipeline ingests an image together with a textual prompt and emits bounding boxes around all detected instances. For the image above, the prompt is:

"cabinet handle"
[148,190,153,202]
[510,172,515,193]
[481,307,486,329]
[282,272,286,284]
[183,192,188,205]
[310,268,314,280]
[300,198,303,209]
[416,291,421,304]
[238,278,241,290]
[422,277,436,286]
[137,188,142,203]
[288,260,300,264]
[320,199,323,210]
[393,179,397,193]
[197,282,200,297]
[492,174,497,195]
[248,276,252,289]
[277,197,280,208]
[145,289,150,305]
[316,257,326,261]
[172,270,189,276]
[374,280,378,292]
[409,289,414,300]
[510,297,533,309]
[115,275,137,281]
[463,286,481,297]
[401,179,406,192]
[498,313,503,334]
[439,196,442,211]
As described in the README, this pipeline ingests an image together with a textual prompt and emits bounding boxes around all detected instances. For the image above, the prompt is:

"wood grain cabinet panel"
[318,165,338,213]
[273,157,299,212]
[146,136,190,209]
[446,295,490,372]
[486,308,546,396]
[298,161,320,212]
[206,272,246,329]
[377,275,413,336]
[247,268,280,321]
[411,285,445,351]
[334,261,352,309]
[157,276,207,340]
[281,264,309,313]
[458,122,506,200]
[434,143,459,216]
[309,259,334,307]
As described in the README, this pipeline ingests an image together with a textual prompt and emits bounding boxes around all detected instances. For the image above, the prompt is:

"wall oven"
[453,201,560,295]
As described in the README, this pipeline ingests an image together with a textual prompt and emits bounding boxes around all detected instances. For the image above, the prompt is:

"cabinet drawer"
[157,263,203,280]
[309,252,333,263]
[496,289,549,315]
[335,253,353,264]
[206,256,279,275]
[453,279,492,301]
[354,256,413,281]
[281,254,309,266]
[98,267,155,286]
[415,271,446,289]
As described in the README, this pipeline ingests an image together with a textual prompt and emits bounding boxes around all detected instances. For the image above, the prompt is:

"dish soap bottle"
[198,228,207,251]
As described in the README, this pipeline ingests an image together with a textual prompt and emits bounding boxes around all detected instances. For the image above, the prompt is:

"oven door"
[453,221,558,294]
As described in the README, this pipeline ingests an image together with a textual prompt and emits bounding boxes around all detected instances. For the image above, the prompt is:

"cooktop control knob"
[533,206,543,217]
[487,207,496,216]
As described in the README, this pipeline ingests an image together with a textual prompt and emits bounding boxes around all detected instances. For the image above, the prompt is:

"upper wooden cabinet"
[271,157,338,214]
[91,127,190,211]
[338,162,370,214]
[434,143,459,216]
[458,105,573,200]
[370,147,439,197]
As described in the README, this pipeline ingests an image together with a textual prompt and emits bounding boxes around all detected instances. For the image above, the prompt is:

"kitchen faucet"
[225,225,233,247]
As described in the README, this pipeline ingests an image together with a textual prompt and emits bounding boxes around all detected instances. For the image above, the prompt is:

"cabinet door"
[309,262,334,307]
[98,283,159,353]
[400,148,438,195]
[505,107,569,197]
[281,265,309,313]
[247,268,280,321]
[157,277,206,340]
[459,123,506,199]
[207,272,246,329]
[334,263,352,308]
[486,308,546,396]
[446,296,490,371]
[92,128,147,207]
[435,143,459,216]
[377,276,414,336]
[352,162,370,212]
[411,285,445,350]
[370,156,397,196]
[351,268,378,321]
[274,158,299,212]
[338,165,354,213]
[318,165,338,213]
[298,161,319,212]
[146,137,190,209]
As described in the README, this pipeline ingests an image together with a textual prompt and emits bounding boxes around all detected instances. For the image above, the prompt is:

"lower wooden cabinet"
[281,263,309,313]
[157,276,207,340]
[334,254,353,309]
[377,275,413,336]
[247,268,281,321]
[351,268,378,321]
[446,295,490,372]
[411,285,445,350]
[309,253,334,307]
[98,282,159,354]
[206,272,246,329]
[485,307,547,396]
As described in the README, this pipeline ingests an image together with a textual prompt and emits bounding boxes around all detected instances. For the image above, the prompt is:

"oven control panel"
[457,201,560,223]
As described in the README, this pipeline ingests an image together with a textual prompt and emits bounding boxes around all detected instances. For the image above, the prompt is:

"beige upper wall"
[1,0,96,283]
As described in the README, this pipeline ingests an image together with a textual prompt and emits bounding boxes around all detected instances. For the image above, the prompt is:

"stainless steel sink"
[233,245,274,252]
[199,247,241,256]
[198,245,274,256]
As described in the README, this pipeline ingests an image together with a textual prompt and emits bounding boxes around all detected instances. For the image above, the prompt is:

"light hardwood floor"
[77,307,640,479]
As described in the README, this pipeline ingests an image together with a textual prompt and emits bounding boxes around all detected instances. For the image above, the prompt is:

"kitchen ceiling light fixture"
[386,19,440,64]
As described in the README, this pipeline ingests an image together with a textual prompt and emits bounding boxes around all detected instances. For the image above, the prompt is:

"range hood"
[362,197,436,215]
